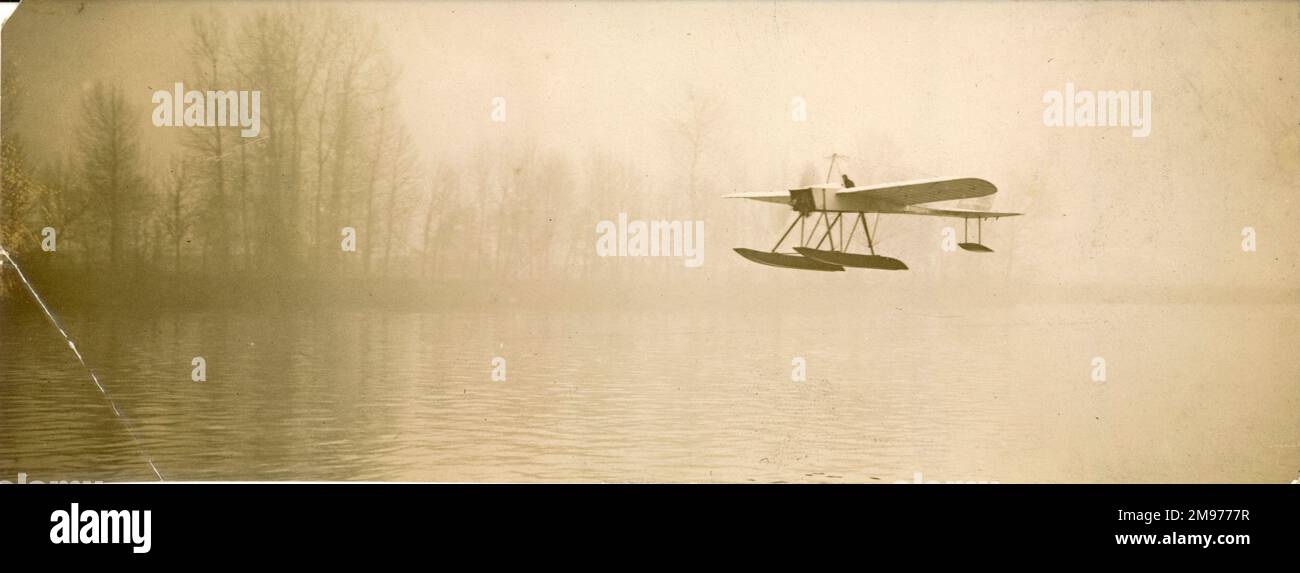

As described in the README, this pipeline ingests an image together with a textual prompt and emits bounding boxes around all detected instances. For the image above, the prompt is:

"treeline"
[0,8,752,305]
[6,10,430,292]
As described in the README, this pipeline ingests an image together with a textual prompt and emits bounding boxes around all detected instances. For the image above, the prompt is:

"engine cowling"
[788,188,815,217]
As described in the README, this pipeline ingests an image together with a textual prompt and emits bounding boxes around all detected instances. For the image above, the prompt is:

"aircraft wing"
[837,177,996,205]
[722,191,789,205]
[724,184,839,205]
[903,205,1022,218]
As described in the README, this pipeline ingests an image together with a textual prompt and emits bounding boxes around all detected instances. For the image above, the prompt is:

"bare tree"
[381,127,420,277]
[77,81,146,268]
[665,90,722,215]
[159,158,194,273]
[420,163,458,278]
[361,61,397,275]
[185,13,233,271]
[36,157,90,266]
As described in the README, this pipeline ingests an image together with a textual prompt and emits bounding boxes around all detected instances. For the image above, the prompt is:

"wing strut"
[771,215,801,253]
[863,213,876,255]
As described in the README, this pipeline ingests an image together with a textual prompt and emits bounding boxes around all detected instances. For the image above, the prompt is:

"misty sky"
[3,0,1297,289]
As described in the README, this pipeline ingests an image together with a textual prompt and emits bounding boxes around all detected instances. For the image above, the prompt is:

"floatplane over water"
[726,154,1022,271]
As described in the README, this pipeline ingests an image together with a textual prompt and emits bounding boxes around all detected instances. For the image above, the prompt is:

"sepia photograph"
[0,0,1296,559]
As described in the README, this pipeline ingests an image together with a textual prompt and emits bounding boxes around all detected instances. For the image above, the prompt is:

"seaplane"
[726,154,1021,271]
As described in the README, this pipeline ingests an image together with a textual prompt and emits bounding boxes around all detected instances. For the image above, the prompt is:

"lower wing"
[901,205,1022,218]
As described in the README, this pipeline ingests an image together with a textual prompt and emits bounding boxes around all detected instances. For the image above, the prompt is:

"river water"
[2,301,1296,482]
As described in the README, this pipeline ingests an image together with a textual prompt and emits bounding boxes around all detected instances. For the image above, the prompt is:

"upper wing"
[837,177,996,205]
[724,184,839,205]
[721,191,789,205]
